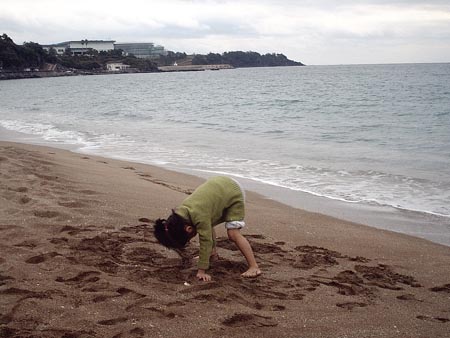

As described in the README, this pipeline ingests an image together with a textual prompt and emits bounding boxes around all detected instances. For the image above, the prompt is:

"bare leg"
[227,229,261,278]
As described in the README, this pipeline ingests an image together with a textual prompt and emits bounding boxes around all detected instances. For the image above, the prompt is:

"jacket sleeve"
[196,222,213,270]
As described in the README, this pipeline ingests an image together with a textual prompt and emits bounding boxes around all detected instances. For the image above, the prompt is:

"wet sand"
[0,141,449,337]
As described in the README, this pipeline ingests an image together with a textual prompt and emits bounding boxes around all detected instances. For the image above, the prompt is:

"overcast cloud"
[1,0,449,64]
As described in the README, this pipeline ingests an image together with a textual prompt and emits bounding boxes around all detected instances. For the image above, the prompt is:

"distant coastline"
[0,65,231,80]
[0,33,305,80]
[0,69,150,81]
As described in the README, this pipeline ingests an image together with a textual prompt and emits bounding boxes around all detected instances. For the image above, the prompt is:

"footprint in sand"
[210,259,248,276]
[33,210,61,218]
[137,177,193,194]
[139,306,177,319]
[92,288,145,303]
[49,237,69,245]
[249,241,286,254]
[292,245,343,270]
[58,200,86,208]
[55,271,101,290]
[354,264,422,289]
[429,283,450,293]
[11,186,28,192]
[336,302,368,310]
[397,294,423,302]
[120,224,153,237]
[416,315,449,323]
[78,189,99,195]
[59,225,94,236]
[126,298,179,319]
[222,313,278,327]
[124,247,165,264]
[25,252,60,264]
[270,305,286,311]
[14,240,38,248]
[19,196,32,204]
[312,263,422,302]
[0,287,50,300]
[129,327,146,337]
[190,292,264,310]
[97,317,128,325]
[92,287,145,304]
[0,273,14,286]
[215,237,285,255]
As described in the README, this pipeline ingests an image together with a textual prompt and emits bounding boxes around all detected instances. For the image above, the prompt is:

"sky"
[1,0,449,65]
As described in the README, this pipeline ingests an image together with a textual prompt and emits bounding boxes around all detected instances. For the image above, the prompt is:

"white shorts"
[225,220,246,230]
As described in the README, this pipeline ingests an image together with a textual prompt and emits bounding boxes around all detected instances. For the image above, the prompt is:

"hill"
[0,33,304,79]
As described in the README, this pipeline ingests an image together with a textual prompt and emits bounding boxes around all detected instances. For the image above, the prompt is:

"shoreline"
[0,140,449,337]
[0,70,160,81]
[175,168,450,247]
[1,125,448,247]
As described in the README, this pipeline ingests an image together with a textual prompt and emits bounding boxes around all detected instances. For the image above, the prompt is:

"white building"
[43,40,115,55]
[106,62,130,72]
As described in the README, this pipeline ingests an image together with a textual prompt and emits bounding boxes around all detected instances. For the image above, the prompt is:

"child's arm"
[196,223,214,280]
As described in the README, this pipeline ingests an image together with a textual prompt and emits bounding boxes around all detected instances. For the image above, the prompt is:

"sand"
[0,141,449,338]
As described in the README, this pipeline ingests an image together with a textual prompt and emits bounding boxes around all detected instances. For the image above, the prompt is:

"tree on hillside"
[222,51,261,67]
[99,49,124,58]
[0,34,60,70]
[191,51,303,67]
[47,47,58,63]
[123,56,158,71]
[191,54,207,65]
[0,34,23,69]
[158,51,187,66]
[206,53,222,64]
[21,42,48,67]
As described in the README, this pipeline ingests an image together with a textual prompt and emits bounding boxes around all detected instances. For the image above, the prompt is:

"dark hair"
[154,210,190,248]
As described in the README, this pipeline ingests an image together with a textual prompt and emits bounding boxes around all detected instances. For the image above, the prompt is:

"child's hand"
[196,269,212,281]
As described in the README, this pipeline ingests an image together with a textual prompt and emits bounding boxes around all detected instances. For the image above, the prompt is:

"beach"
[1,141,449,338]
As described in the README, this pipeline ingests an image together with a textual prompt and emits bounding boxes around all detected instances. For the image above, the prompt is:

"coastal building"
[42,40,115,55]
[106,62,130,72]
[114,42,167,59]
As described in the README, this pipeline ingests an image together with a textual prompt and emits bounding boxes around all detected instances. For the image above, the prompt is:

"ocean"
[1,64,449,245]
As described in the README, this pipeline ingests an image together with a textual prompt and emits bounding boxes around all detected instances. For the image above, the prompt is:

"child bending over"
[154,176,261,281]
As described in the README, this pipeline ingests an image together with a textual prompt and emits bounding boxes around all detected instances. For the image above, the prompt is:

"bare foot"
[241,267,261,278]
